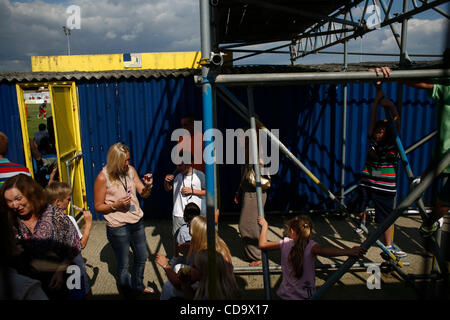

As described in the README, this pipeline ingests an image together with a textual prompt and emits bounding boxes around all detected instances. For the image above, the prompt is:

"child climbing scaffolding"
[346,84,407,258]
[257,215,366,300]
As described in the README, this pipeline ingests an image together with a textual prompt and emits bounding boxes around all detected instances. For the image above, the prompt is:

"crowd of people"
[0,67,448,301]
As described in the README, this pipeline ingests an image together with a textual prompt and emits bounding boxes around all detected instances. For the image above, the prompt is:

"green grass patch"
[25,103,53,141]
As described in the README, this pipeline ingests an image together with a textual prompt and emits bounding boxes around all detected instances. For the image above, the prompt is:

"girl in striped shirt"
[347,87,406,258]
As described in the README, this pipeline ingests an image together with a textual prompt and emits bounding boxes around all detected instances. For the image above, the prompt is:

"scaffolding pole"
[200,0,217,299]
[247,87,272,300]
[378,0,412,64]
[340,25,348,204]
[382,105,429,222]
[405,130,437,154]
[233,261,410,273]
[312,151,450,300]
[196,69,450,86]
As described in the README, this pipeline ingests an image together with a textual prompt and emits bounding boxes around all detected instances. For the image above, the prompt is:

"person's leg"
[239,192,266,264]
[68,253,90,300]
[346,186,368,234]
[106,224,133,297]
[370,190,393,244]
[384,225,394,248]
[346,186,365,215]
[372,190,407,257]
[421,176,450,235]
[129,219,148,293]
[239,192,256,262]
[430,177,449,224]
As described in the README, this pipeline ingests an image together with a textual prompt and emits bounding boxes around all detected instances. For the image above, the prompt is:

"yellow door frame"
[15,81,88,214]
[15,84,34,178]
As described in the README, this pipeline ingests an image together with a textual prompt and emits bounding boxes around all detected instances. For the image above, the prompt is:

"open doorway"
[16,82,88,218]
[22,85,57,187]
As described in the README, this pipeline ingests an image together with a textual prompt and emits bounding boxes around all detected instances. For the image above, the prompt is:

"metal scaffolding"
[199,0,449,300]
[214,0,448,65]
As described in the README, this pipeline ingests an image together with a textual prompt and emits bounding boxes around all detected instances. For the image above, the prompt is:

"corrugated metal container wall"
[76,78,438,220]
[77,77,203,220]
[0,83,26,165]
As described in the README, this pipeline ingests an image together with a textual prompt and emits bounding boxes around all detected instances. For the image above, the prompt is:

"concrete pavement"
[78,213,449,300]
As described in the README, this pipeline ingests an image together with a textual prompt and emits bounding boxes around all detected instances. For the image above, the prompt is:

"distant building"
[23,88,50,104]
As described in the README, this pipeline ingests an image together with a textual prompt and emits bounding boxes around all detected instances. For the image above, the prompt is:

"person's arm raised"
[257,217,281,251]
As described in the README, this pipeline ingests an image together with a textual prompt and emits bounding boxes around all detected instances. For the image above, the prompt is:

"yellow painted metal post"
[15,84,34,178]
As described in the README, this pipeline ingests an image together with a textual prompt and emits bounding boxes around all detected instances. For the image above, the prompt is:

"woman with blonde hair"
[258,215,366,300]
[187,215,232,264]
[156,215,233,299]
[93,142,154,298]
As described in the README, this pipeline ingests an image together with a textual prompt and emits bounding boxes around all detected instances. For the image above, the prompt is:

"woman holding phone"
[93,142,154,298]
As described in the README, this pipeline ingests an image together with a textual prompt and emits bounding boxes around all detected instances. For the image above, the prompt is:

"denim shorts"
[346,186,395,223]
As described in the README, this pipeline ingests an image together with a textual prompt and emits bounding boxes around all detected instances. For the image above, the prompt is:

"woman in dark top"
[0,174,81,299]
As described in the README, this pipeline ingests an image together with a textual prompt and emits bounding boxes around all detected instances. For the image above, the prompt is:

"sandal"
[249,260,262,267]
[142,287,155,294]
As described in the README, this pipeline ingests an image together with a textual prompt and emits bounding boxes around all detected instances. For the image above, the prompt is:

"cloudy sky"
[0,0,448,71]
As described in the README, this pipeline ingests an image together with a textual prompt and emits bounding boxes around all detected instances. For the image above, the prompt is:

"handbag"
[245,166,271,190]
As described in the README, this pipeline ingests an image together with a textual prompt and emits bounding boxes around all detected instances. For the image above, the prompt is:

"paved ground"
[79,212,450,300]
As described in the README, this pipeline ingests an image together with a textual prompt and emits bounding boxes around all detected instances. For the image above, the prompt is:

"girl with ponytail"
[257,215,366,300]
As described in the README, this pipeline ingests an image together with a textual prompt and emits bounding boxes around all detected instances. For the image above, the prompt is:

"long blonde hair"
[286,215,313,279]
[188,215,232,264]
[193,249,241,300]
[106,142,130,183]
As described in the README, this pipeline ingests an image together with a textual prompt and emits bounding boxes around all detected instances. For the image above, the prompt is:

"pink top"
[277,237,317,300]
[102,166,143,228]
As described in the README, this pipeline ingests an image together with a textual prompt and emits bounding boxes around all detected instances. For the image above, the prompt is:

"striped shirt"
[0,158,31,187]
[360,139,399,194]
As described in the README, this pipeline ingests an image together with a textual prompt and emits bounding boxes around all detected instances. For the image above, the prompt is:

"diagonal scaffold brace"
[382,105,449,274]
[312,151,450,300]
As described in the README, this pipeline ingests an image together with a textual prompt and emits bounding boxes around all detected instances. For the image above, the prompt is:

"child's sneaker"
[354,220,366,235]
[387,245,408,258]
[419,222,439,237]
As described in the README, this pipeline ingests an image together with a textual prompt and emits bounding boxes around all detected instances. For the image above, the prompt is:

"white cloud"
[105,31,116,39]
[0,0,200,70]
